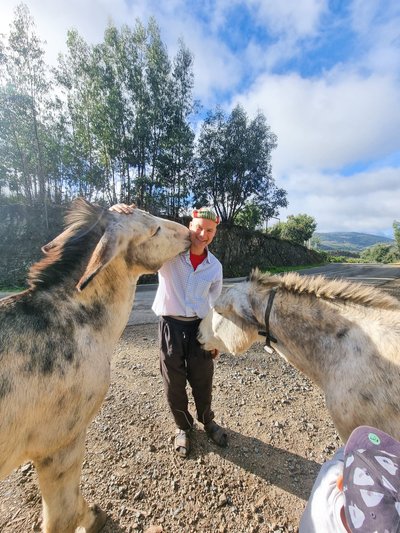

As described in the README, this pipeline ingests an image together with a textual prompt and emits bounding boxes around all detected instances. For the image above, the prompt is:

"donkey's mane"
[63,198,105,230]
[28,198,107,290]
[250,269,400,310]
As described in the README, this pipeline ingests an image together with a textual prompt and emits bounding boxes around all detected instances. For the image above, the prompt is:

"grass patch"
[0,286,25,292]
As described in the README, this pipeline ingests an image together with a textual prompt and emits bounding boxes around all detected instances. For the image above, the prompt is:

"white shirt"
[152,249,223,319]
[300,448,348,533]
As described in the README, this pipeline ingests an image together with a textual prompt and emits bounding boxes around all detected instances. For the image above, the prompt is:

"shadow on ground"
[188,427,321,501]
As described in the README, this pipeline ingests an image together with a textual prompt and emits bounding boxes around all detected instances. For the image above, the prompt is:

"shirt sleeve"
[299,448,346,533]
[209,263,223,306]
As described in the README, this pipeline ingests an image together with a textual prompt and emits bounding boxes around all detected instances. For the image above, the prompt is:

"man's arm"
[209,268,223,306]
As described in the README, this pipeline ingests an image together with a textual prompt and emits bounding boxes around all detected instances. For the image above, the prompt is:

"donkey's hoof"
[87,505,107,532]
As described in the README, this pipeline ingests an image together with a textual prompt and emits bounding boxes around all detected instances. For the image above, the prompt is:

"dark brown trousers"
[159,316,214,430]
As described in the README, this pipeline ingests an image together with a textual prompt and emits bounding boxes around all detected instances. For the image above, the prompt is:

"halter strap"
[258,288,278,354]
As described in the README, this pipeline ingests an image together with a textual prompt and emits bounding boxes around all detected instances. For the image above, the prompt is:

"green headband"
[192,208,220,224]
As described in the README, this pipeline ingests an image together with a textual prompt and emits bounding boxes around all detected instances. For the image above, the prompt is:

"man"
[110,204,227,457]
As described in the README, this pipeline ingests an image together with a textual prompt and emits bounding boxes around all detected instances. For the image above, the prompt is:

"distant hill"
[314,232,395,252]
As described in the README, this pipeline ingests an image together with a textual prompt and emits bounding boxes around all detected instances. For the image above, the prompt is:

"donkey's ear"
[76,230,118,291]
[42,227,76,254]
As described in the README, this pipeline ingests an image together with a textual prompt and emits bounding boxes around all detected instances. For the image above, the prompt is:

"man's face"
[189,217,218,249]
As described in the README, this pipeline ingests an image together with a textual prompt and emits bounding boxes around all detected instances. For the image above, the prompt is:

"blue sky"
[2,0,400,236]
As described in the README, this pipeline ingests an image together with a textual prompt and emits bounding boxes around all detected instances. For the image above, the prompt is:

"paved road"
[296,263,400,284]
[1,264,400,326]
[116,263,400,325]
[125,277,246,325]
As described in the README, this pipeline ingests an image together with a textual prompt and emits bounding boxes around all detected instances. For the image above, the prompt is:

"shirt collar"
[184,248,211,264]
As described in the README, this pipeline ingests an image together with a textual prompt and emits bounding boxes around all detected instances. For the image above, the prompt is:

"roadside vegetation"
[307,221,400,265]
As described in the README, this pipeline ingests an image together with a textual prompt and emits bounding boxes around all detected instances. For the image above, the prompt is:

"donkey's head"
[30,199,190,292]
[198,271,282,355]
[198,281,262,355]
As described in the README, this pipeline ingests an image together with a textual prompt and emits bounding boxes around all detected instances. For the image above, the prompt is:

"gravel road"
[1,268,400,532]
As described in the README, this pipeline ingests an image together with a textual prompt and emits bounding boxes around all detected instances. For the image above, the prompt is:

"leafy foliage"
[54,19,196,211]
[360,243,399,263]
[393,220,400,252]
[0,5,288,232]
[234,203,263,230]
[269,214,317,245]
[0,5,51,206]
[193,105,287,224]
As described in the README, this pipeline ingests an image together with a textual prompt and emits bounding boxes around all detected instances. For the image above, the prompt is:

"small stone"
[21,463,32,473]
[218,494,228,507]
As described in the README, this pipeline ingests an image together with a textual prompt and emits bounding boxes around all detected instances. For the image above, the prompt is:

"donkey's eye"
[152,226,161,237]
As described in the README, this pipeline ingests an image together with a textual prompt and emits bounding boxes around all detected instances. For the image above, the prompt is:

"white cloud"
[232,0,329,71]
[249,0,328,37]
[278,166,400,235]
[153,11,242,105]
[234,67,400,234]
[235,70,400,176]
[350,0,400,75]
[1,0,132,64]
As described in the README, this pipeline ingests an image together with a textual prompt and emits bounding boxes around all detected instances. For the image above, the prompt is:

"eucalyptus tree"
[119,21,150,205]
[113,19,196,213]
[92,24,134,204]
[139,18,172,211]
[56,30,107,201]
[194,104,286,225]
[157,40,197,218]
[0,4,52,208]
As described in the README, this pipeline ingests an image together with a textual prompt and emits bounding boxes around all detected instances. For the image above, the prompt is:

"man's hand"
[109,203,136,215]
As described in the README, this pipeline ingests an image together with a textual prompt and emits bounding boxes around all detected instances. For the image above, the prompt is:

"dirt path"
[1,278,400,533]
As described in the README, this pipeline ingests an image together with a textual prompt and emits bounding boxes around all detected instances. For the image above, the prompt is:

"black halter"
[258,288,278,354]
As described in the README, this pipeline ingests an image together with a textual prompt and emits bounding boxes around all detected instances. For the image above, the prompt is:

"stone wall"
[211,224,322,277]
[0,204,64,288]
[0,204,323,288]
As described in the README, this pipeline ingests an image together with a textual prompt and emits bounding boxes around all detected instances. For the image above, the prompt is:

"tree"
[55,29,106,200]
[309,235,322,250]
[393,220,400,252]
[268,221,286,238]
[193,104,286,224]
[0,4,52,208]
[269,214,317,245]
[360,243,399,263]
[156,40,197,218]
[54,19,196,211]
[234,203,262,230]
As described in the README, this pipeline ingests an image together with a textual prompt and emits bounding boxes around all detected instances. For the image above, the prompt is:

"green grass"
[0,286,25,292]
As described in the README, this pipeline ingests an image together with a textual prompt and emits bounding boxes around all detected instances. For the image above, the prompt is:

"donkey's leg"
[34,431,107,533]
